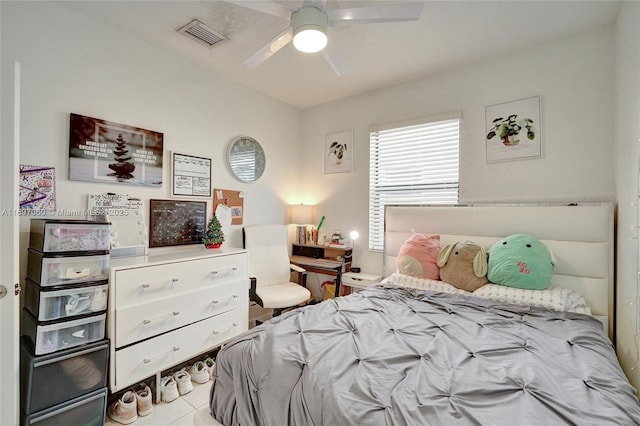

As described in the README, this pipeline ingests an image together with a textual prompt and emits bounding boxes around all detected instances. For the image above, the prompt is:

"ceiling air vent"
[178,19,226,48]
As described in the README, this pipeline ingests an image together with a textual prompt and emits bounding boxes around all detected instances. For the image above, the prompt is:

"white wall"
[1,2,303,277]
[614,1,640,392]
[301,27,615,276]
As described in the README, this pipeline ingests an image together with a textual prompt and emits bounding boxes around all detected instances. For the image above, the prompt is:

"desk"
[290,255,346,298]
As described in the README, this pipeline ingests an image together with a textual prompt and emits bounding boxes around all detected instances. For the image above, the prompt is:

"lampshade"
[293,26,327,53]
[290,204,314,224]
[291,6,328,53]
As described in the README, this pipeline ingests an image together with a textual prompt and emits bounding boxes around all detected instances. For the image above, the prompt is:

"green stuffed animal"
[487,234,556,290]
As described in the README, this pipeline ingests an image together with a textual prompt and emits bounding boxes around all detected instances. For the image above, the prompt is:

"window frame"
[368,112,461,252]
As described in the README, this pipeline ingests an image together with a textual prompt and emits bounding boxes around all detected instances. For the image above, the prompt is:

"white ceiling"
[57,1,621,109]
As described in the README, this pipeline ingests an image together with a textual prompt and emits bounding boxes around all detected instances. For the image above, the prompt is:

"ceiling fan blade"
[225,0,293,20]
[242,27,294,69]
[326,3,424,25]
[302,0,326,9]
[322,38,351,76]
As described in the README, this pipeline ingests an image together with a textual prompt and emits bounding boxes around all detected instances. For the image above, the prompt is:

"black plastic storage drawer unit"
[28,219,111,253]
[26,249,109,288]
[24,278,108,321]
[20,336,109,414]
[22,308,107,356]
[21,387,107,426]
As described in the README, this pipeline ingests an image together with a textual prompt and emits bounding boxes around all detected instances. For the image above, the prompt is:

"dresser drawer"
[113,308,247,390]
[114,280,244,348]
[114,254,248,308]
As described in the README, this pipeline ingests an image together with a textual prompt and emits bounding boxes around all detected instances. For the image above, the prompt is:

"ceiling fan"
[226,0,424,75]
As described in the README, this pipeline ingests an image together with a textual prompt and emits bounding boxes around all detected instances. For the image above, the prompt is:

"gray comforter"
[210,284,640,425]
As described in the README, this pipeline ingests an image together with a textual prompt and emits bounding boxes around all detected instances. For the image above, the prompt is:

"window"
[368,113,460,251]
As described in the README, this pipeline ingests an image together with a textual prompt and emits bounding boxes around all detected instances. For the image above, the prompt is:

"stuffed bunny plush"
[437,241,489,292]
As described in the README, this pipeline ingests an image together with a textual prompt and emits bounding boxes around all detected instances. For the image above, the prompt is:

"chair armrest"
[290,263,306,273]
[249,276,260,305]
[290,264,307,288]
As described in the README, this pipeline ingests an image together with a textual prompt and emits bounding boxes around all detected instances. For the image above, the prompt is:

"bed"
[210,203,640,425]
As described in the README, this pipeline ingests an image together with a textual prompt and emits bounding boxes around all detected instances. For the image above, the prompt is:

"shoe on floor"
[188,361,210,384]
[160,375,179,403]
[173,368,193,395]
[135,384,153,416]
[204,357,215,380]
[108,391,137,425]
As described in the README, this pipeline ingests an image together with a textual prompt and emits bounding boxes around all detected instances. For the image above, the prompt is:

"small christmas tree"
[203,215,224,248]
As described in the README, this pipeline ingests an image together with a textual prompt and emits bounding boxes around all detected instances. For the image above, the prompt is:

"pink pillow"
[396,233,441,280]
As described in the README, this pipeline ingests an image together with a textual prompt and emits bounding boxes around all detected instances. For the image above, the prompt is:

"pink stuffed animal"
[396,233,440,280]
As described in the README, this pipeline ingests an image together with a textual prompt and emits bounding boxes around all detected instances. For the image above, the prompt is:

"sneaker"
[204,357,215,380]
[188,361,209,384]
[108,391,137,425]
[135,384,153,416]
[160,375,179,403]
[173,368,193,395]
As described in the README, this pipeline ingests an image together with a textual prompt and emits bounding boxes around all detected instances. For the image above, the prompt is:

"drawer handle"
[211,267,238,276]
[142,311,180,325]
[212,294,239,305]
[142,346,180,364]
[141,278,179,289]
[212,322,238,336]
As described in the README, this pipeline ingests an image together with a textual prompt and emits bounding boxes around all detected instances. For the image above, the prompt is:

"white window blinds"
[368,114,460,251]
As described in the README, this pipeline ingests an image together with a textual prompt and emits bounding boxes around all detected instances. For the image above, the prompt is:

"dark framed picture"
[148,199,206,248]
[69,113,164,186]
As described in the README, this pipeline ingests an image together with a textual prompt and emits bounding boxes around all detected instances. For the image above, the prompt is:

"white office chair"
[243,224,311,316]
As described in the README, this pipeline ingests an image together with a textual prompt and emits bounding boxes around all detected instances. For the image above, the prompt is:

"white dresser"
[107,246,248,392]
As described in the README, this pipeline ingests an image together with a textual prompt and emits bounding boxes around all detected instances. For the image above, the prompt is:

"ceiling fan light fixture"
[291,6,328,53]
[293,26,327,53]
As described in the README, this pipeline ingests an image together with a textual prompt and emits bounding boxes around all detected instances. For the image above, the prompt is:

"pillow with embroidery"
[487,234,556,290]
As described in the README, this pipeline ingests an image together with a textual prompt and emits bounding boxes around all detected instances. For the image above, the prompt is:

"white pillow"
[382,272,591,315]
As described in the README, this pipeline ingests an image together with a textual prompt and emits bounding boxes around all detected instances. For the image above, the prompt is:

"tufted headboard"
[384,203,615,338]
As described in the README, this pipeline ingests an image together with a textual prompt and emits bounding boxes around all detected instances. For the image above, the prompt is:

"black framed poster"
[149,199,206,248]
[68,113,163,187]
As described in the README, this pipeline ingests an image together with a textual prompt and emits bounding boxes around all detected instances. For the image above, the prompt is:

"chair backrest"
[243,224,292,287]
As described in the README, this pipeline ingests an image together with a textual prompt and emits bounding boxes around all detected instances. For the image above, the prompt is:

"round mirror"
[226,136,266,182]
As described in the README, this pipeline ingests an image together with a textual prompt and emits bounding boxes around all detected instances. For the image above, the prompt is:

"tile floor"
[105,381,223,426]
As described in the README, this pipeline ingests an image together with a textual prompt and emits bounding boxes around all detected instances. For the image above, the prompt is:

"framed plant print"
[485,96,541,163]
[325,129,353,174]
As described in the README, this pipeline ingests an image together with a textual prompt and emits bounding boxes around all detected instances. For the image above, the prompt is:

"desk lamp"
[349,230,361,273]
[290,204,314,244]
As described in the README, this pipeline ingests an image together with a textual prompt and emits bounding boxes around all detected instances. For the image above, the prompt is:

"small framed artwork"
[171,152,212,198]
[324,129,353,174]
[485,95,541,163]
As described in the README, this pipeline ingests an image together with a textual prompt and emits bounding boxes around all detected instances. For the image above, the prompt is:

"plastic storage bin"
[27,249,109,287]
[22,309,107,355]
[24,279,108,321]
[22,387,107,426]
[29,219,111,253]
[20,336,109,414]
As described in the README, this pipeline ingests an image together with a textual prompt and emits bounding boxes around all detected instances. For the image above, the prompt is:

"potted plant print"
[486,114,535,146]
[328,141,347,164]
